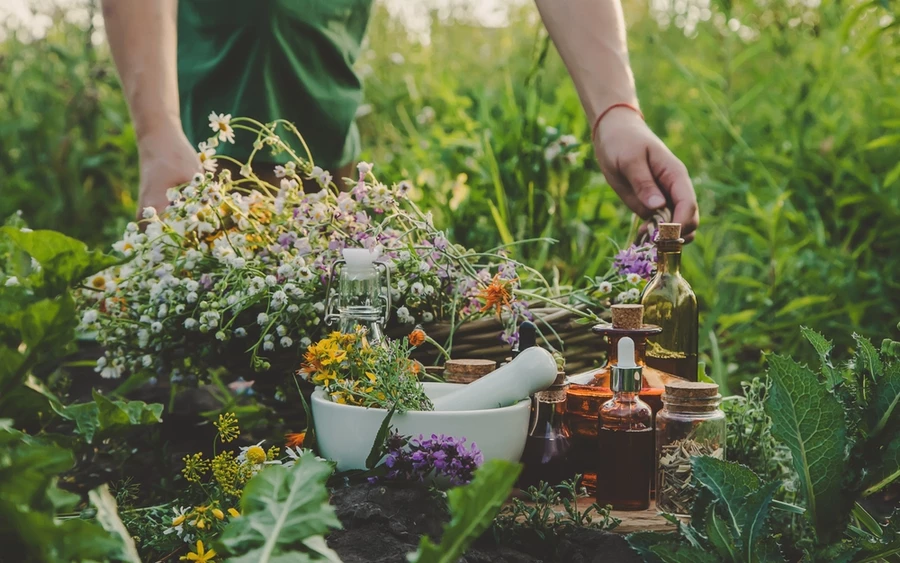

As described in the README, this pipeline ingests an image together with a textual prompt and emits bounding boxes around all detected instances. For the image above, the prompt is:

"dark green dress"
[177,0,372,169]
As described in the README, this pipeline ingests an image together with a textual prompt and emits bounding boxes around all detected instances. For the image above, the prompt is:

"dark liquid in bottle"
[519,434,573,488]
[595,427,653,510]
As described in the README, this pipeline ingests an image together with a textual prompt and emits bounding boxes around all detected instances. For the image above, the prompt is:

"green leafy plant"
[408,458,521,563]
[218,455,342,562]
[631,325,900,562]
[492,476,621,558]
[0,225,161,561]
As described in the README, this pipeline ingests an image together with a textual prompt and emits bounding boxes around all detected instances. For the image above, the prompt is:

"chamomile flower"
[598,281,613,294]
[197,141,217,172]
[626,273,642,285]
[208,112,235,144]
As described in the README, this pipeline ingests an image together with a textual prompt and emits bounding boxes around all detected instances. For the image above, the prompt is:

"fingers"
[648,145,699,240]
[620,150,668,219]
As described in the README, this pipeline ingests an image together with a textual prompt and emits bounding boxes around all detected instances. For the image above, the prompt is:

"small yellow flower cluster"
[210,450,252,498]
[213,413,240,443]
[169,503,241,562]
[182,453,210,484]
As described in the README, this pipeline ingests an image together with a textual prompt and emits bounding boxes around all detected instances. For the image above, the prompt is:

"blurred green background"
[1,0,898,389]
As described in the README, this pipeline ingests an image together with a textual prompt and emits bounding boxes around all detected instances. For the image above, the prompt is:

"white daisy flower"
[208,112,235,144]
[626,273,642,285]
[81,310,98,324]
[598,281,613,294]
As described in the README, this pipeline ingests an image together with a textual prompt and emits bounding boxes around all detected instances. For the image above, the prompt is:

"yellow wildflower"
[172,514,187,527]
[212,508,225,520]
[182,453,210,483]
[214,413,240,443]
[180,539,216,563]
[246,445,266,465]
[227,507,241,518]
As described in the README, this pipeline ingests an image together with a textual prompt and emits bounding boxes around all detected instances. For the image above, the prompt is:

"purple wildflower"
[374,432,484,486]
[199,273,213,289]
[613,243,657,280]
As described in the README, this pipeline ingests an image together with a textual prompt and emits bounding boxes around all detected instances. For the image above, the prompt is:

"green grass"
[1,0,898,388]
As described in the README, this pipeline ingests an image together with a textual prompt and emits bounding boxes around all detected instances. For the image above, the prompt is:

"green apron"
[177,0,372,169]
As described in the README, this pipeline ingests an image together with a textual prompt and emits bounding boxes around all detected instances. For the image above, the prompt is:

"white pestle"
[431,347,559,411]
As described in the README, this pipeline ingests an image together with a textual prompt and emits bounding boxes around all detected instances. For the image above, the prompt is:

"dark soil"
[328,483,642,563]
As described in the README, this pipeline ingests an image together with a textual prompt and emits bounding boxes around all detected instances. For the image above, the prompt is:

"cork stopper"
[658,223,682,241]
[611,304,644,330]
[664,381,719,398]
[663,381,721,412]
[444,359,497,384]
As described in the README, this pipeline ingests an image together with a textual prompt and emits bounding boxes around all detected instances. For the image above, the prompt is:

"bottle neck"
[656,247,682,275]
[613,391,638,402]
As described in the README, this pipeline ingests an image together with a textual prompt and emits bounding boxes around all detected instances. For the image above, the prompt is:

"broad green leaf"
[705,509,738,562]
[649,542,721,563]
[766,354,850,542]
[691,456,761,533]
[739,481,780,561]
[409,459,521,563]
[219,457,342,563]
[88,484,141,563]
[871,361,900,435]
[0,227,120,294]
[801,327,839,388]
[54,390,163,443]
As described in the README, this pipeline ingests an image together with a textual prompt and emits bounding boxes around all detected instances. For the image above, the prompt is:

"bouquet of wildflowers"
[78,116,534,382]
[298,327,432,412]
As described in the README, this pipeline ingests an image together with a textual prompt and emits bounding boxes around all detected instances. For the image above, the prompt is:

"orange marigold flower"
[408,328,426,347]
[285,432,306,448]
[478,274,516,318]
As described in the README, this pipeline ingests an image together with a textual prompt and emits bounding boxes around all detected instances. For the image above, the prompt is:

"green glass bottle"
[640,223,698,382]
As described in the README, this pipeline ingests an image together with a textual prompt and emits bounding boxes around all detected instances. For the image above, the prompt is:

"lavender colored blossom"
[613,243,657,280]
[375,432,484,486]
[199,273,214,289]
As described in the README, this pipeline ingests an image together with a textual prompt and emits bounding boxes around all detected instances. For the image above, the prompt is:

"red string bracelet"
[591,102,644,141]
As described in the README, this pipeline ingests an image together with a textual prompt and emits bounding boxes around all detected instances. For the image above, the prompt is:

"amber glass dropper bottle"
[595,336,654,510]
[641,223,699,381]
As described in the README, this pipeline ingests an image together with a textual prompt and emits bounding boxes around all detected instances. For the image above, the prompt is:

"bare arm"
[102,0,199,217]
[535,0,699,240]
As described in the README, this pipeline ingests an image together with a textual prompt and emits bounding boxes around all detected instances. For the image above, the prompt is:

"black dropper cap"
[512,321,538,358]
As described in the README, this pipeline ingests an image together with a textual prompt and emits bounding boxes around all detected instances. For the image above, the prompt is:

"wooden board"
[514,498,676,534]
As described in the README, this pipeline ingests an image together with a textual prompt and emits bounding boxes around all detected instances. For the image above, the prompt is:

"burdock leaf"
[766,354,850,542]
[691,456,761,532]
[649,543,721,563]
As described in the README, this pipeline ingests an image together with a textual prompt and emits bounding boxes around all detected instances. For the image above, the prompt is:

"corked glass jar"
[655,381,726,515]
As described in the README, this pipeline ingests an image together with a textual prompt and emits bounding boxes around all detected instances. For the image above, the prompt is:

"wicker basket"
[387,305,609,374]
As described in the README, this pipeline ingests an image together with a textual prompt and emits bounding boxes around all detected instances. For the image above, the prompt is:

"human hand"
[593,108,699,242]
[136,126,200,220]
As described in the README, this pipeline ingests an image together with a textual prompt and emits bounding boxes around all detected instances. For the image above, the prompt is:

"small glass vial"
[518,367,573,488]
[655,381,726,515]
[595,337,654,511]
